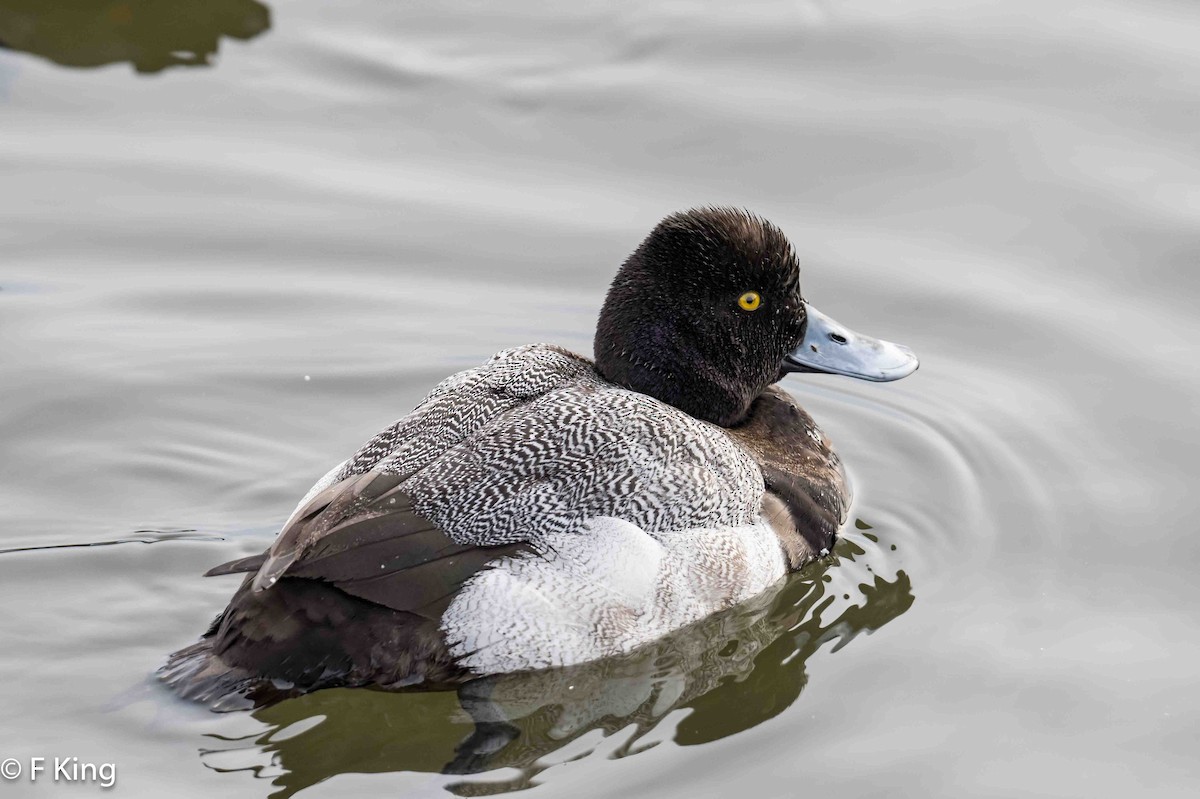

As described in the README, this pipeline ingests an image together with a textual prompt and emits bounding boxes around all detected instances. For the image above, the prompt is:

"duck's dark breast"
[727,386,849,568]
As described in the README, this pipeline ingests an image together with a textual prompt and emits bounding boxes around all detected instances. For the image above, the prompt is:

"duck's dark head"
[594,208,918,427]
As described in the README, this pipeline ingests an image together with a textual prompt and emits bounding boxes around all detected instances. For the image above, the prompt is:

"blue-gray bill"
[783,302,919,382]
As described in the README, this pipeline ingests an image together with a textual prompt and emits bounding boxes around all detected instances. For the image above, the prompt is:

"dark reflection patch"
[0,0,270,73]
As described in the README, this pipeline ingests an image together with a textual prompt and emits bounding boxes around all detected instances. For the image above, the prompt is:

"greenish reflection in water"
[198,531,914,797]
[0,0,270,73]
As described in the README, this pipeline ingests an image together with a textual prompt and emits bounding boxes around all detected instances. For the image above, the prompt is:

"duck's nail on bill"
[783,302,919,382]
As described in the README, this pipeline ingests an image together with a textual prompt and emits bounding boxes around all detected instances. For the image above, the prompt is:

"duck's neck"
[594,328,755,427]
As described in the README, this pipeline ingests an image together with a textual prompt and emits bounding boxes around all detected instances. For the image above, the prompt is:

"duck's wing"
[204,345,599,621]
[206,469,527,620]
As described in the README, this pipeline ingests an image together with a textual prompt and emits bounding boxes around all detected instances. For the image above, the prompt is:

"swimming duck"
[162,208,917,705]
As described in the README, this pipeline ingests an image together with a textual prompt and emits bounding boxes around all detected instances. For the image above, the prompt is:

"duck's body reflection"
[202,542,913,797]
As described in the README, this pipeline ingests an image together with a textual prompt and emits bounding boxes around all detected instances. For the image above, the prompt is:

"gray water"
[2,0,1198,796]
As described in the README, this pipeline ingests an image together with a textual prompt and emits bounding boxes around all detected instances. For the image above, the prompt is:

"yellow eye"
[738,291,762,311]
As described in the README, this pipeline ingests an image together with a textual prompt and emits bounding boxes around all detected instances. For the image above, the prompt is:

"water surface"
[2,1,1198,797]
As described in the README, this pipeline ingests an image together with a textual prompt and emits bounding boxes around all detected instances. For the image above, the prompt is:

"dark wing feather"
[314,545,525,619]
[204,552,269,577]
[210,469,527,622]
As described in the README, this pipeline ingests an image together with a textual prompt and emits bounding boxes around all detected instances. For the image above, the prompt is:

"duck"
[161,207,918,707]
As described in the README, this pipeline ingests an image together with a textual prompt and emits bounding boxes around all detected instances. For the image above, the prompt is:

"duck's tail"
[160,572,468,709]
[158,626,299,711]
